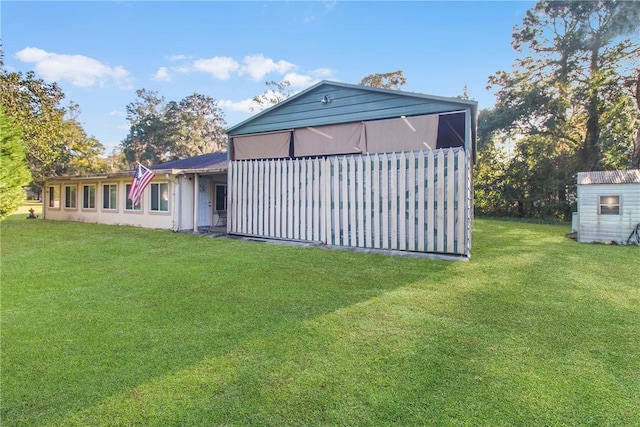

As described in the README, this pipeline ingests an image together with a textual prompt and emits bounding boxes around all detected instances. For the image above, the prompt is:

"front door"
[197,176,212,228]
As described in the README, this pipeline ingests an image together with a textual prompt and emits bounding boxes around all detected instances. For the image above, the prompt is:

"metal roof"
[225,81,477,146]
[150,152,227,172]
[577,169,640,185]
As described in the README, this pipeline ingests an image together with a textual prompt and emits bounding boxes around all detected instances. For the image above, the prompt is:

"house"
[42,152,228,232]
[575,169,640,244]
[225,80,477,258]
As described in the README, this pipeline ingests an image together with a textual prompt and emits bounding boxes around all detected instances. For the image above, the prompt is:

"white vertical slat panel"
[389,153,398,250]
[348,156,357,246]
[293,159,300,240]
[255,160,265,236]
[274,159,282,238]
[240,161,248,235]
[446,149,456,254]
[228,161,235,233]
[286,159,294,239]
[398,152,407,251]
[408,152,417,251]
[340,158,349,246]
[313,158,321,242]
[436,150,446,253]
[417,152,426,251]
[245,161,257,234]
[363,155,372,248]
[306,159,312,241]
[322,157,331,244]
[268,160,275,236]
[456,150,466,254]
[426,151,435,252]
[380,154,391,248]
[356,156,365,247]
[368,155,381,248]
[332,158,341,245]
[300,159,307,240]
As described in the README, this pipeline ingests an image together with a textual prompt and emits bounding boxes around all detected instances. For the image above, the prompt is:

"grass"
[1,206,639,426]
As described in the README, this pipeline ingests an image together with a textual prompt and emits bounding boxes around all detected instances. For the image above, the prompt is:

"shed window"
[599,195,620,215]
[48,186,60,209]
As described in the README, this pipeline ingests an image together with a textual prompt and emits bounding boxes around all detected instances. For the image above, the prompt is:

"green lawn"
[1,210,638,426]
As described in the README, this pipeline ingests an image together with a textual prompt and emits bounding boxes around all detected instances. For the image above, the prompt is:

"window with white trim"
[64,185,77,209]
[82,184,96,209]
[102,184,117,210]
[599,195,620,215]
[124,183,141,211]
[150,182,169,212]
[48,186,60,208]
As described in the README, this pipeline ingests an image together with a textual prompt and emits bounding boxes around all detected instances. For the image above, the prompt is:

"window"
[64,185,77,209]
[124,183,141,211]
[48,186,60,208]
[102,184,117,210]
[82,184,96,209]
[150,183,169,212]
[599,195,620,215]
[215,184,227,211]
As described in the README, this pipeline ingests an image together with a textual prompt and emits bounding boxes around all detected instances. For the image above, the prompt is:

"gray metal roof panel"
[577,169,640,185]
[225,80,477,137]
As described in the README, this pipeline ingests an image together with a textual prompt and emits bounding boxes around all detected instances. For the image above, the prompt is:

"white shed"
[575,169,640,244]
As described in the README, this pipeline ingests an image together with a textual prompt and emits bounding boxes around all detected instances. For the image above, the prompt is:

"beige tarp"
[294,122,366,157]
[232,131,291,160]
[364,114,439,153]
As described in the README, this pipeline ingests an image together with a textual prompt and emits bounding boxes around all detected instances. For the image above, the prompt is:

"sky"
[2,1,536,153]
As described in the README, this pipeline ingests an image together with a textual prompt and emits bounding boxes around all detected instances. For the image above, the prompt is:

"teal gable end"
[225,80,477,156]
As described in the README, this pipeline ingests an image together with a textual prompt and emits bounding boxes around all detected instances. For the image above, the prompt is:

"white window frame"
[102,183,118,211]
[82,184,96,210]
[149,182,170,213]
[64,185,77,209]
[599,195,620,215]
[48,185,60,209]
[124,183,142,212]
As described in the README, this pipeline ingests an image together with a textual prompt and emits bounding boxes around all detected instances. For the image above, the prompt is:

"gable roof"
[577,169,640,185]
[225,81,477,145]
[151,152,228,172]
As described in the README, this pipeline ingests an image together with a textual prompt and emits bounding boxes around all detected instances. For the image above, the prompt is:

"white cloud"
[193,56,239,80]
[310,67,337,79]
[109,110,125,117]
[153,66,171,82]
[240,54,296,80]
[168,54,189,61]
[218,97,261,113]
[283,72,314,88]
[15,47,131,89]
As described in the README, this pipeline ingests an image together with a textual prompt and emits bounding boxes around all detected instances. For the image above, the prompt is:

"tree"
[167,93,227,157]
[0,109,32,219]
[250,80,293,111]
[120,89,227,166]
[121,89,172,166]
[479,0,640,219]
[359,70,407,90]
[0,67,106,180]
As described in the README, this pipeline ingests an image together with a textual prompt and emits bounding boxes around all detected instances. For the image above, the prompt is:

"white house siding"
[577,182,640,244]
[44,177,177,230]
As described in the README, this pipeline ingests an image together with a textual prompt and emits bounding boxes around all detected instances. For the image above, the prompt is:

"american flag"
[128,163,155,206]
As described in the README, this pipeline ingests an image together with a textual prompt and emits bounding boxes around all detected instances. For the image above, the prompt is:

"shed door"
[197,177,212,227]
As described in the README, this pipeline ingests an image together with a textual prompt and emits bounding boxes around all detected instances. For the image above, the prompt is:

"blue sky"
[3,1,535,153]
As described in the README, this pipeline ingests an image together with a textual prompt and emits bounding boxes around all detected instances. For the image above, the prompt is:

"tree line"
[1,0,639,220]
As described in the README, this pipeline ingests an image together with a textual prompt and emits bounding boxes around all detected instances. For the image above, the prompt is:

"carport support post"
[193,173,199,233]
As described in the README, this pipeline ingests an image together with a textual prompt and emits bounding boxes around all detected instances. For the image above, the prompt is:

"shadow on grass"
[1,214,455,426]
